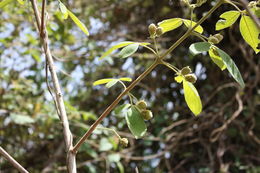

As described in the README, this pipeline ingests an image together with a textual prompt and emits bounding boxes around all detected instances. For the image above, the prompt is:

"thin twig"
[0,146,29,173]
[30,0,76,172]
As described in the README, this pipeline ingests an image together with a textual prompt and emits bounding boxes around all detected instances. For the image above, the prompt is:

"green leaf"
[125,106,147,139]
[174,76,184,83]
[105,79,119,88]
[118,43,139,58]
[0,0,14,8]
[208,48,226,70]
[114,104,131,115]
[99,138,113,151]
[99,42,150,60]
[59,2,68,19]
[108,153,121,162]
[68,10,89,36]
[119,77,132,82]
[116,162,124,173]
[216,10,240,30]
[157,18,183,33]
[183,81,202,116]
[183,19,204,33]
[16,0,24,5]
[189,42,211,55]
[93,78,115,86]
[10,113,35,125]
[217,48,245,88]
[239,15,260,54]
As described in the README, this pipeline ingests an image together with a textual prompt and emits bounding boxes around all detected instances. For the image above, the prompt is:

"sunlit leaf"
[119,77,132,82]
[125,106,147,139]
[183,81,202,116]
[10,113,35,125]
[68,10,89,36]
[216,48,245,88]
[216,10,240,30]
[108,153,121,162]
[208,48,226,70]
[59,2,68,19]
[157,18,183,33]
[0,0,14,8]
[239,15,260,54]
[174,75,184,83]
[118,43,139,58]
[182,19,204,33]
[99,42,150,60]
[99,138,113,151]
[189,42,211,55]
[105,79,119,88]
[93,78,115,86]
[16,0,24,5]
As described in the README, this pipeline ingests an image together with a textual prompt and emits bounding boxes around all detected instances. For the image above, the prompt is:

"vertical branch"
[29,0,76,172]
[0,146,29,173]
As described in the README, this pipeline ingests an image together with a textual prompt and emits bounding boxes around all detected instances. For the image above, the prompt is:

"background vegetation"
[0,0,259,172]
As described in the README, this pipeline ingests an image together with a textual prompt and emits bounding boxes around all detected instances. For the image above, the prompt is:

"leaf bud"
[214,33,223,42]
[185,73,197,83]
[208,35,220,44]
[141,110,153,120]
[181,66,192,75]
[156,27,163,36]
[136,100,147,110]
[148,23,157,37]
[119,138,129,147]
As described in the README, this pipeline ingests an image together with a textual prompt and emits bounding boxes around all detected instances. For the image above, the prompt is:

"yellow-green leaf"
[99,42,150,60]
[174,76,184,83]
[93,78,115,86]
[0,0,14,8]
[183,81,202,116]
[216,11,240,30]
[16,0,24,5]
[182,19,204,34]
[59,2,68,19]
[239,15,260,54]
[157,18,183,33]
[208,48,226,70]
[119,77,132,82]
[68,10,89,36]
[105,79,119,88]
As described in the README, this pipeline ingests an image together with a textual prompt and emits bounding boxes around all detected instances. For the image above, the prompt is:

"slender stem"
[96,127,121,139]
[0,147,29,173]
[153,38,159,54]
[160,0,224,60]
[192,31,208,42]
[162,61,179,73]
[30,0,76,172]
[225,0,242,12]
[143,45,158,55]
[72,59,160,153]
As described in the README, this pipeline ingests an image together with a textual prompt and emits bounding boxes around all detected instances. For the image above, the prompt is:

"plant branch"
[30,0,76,172]
[0,146,29,173]
[72,59,160,153]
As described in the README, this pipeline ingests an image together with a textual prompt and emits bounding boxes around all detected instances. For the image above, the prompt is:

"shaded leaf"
[68,10,89,36]
[183,19,204,33]
[114,104,131,115]
[116,162,124,173]
[118,43,139,58]
[216,10,240,30]
[105,79,119,88]
[208,48,226,70]
[239,15,260,54]
[183,81,202,116]
[157,18,183,33]
[189,42,211,55]
[125,106,147,139]
[217,48,245,88]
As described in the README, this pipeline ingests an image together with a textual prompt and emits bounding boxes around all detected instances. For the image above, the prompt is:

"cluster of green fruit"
[148,24,163,38]
[208,33,223,44]
[180,66,197,83]
[135,100,153,121]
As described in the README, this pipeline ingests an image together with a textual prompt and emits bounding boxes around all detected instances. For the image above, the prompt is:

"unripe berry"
[141,110,153,120]
[181,66,192,75]
[119,138,129,147]
[214,33,223,42]
[156,27,163,36]
[136,100,147,110]
[208,35,219,44]
[148,24,157,37]
[185,73,197,83]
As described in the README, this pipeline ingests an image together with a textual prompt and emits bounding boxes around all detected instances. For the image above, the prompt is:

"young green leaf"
[189,42,211,55]
[208,48,226,70]
[16,0,24,5]
[216,48,245,88]
[157,18,183,33]
[59,2,68,19]
[119,77,132,82]
[175,76,184,83]
[182,19,204,33]
[93,78,115,86]
[125,106,147,139]
[105,79,119,88]
[183,81,202,116]
[118,43,139,58]
[99,42,150,60]
[0,0,14,8]
[68,10,89,36]
[216,11,240,30]
[114,104,131,115]
[239,15,260,54]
